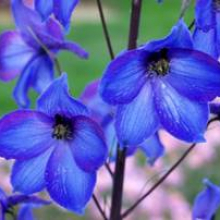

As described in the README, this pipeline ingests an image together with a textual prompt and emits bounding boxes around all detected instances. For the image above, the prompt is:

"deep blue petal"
[210,102,220,115]
[143,19,193,51]
[11,147,54,194]
[70,116,107,172]
[0,188,7,210]
[100,49,147,105]
[154,80,208,142]
[0,31,35,82]
[18,205,35,220]
[13,55,54,109]
[193,28,218,59]
[195,0,215,31]
[8,195,50,206]
[35,0,53,21]
[54,0,79,31]
[45,143,96,214]
[37,74,88,117]
[0,110,53,160]
[116,83,159,146]
[139,132,165,166]
[166,48,220,102]
[192,179,220,220]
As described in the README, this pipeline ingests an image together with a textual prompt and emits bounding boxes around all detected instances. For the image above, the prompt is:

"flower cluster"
[0,0,220,219]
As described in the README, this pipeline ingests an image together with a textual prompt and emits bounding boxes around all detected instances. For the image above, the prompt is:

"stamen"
[52,114,73,140]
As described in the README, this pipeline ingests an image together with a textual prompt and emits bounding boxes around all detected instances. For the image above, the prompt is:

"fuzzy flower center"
[147,49,169,76]
[52,114,73,140]
[148,58,169,76]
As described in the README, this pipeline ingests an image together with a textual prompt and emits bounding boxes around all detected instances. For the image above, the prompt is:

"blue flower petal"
[154,80,208,142]
[45,143,96,214]
[139,132,165,166]
[70,116,107,172]
[143,19,193,51]
[37,74,88,117]
[210,103,220,115]
[192,179,220,220]
[193,28,218,59]
[11,147,54,194]
[166,48,220,102]
[13,55,54,108]
[18,205,35,220]
[54,0,79,31]
[8,195,50,206]
[100,49,147,105]
[195,0,215,31]
[35,0,53,21]
[116,83,159,146]
[0,31,35,81]
[0,110,53,160]
[0,188,7,209]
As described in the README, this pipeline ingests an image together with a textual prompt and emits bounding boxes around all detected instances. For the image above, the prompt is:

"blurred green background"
[3,1,220,220]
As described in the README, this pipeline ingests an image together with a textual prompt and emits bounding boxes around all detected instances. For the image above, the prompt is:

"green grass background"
[2,1,220,220]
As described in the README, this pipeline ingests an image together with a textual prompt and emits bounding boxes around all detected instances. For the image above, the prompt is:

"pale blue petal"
[13,55,54,109]
[54,0,79,30]
[37,74,88,117]
[70,116,107,172]
[18,205,35,220]
[0,110,53,160]
[193,28,218,59]
[45,144,96,214]
[139,132,164,166]
[35,0,53,21]
[154,80,208,142]
[0,31,35,81]
[11,147,54,194]
[116,82,159,146]
[192,179,220,220]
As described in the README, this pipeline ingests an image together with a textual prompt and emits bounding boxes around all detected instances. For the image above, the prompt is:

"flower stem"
[122,116,220,219]
[96,0,115,60]
[128,0,143,50]
[109,147,127,220]
[92,194,108,220]
[109,1,143,219]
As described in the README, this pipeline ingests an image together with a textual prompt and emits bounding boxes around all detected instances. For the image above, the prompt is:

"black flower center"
[52,114,73,140]
[147,48,169,76]
[213,0,220,11]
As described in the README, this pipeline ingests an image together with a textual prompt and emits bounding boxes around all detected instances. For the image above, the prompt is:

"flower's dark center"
[147,49,169,76]
[52,114,73,140]
[213,0,220,11]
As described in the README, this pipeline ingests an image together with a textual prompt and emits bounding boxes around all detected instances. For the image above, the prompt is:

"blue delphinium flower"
[81,79,164,165]
[35,0,79,31]
[0,74,107,214]
[100,19,220,146]
[193,0,220,58]
[192,179,220,220]
[0,0,88,108]
[0,187,49,220]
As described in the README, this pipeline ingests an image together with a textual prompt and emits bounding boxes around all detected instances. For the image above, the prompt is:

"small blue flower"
[0,74,107,214]
[100,19,220,146]
[81,79,164,165]
[193,0,220,58]
[0,0,88,108]
[192,179,220,220]
[0,187,49,220]
[34,0,79,31]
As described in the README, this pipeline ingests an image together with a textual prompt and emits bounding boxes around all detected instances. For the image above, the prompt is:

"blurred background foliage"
[2,1,220,220]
